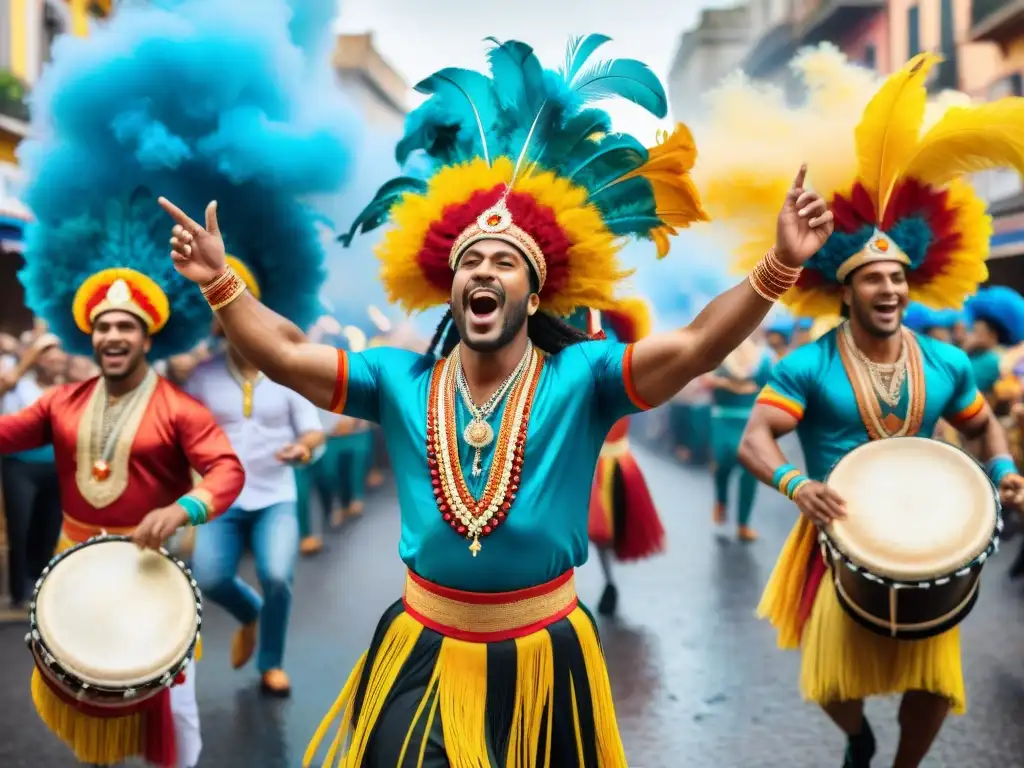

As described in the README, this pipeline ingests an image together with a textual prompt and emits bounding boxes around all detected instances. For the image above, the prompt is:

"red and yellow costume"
[2,265,245,766]
[584,302,665,562]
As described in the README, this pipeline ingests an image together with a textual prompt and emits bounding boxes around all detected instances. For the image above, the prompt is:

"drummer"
[701,55,1024,768]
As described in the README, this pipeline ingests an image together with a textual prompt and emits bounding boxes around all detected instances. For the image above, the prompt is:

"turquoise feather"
[562,34,611,81]
[566,133,647,190]
[412,68,498,164]
[572,59,668,118]
[337,176,427,246]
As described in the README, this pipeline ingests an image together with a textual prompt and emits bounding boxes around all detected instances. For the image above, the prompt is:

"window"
[41,3,65,68]
[863,44,877,71]
[934,0,958,90]
[907,5,920,58]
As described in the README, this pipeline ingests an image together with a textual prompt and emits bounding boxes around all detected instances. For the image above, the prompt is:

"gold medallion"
[92,460,111,481]
[463,419,494,450]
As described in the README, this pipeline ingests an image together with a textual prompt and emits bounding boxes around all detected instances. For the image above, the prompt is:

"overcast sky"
[334,0,736,140]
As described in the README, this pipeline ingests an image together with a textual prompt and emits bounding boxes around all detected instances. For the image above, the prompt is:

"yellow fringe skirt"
[304,569,628,768]
[30,523,202,765]
[758,518,966,714]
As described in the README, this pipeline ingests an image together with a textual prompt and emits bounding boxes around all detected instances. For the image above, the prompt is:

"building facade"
[332,32,407,131]
[667,5,752,119]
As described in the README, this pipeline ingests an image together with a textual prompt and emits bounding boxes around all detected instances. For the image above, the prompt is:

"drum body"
[26,535,202,711]
[822,437,1000,640]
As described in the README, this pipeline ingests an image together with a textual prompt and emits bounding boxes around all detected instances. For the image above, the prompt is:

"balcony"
[972,0,1024,49]
[742,22,797,79]
[794,0,885,47]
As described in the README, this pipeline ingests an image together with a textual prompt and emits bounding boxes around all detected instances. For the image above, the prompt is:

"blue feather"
[484,38,546,115]
[572,59,668,118]
[337,176,427,246]
[562,34,611,81]
[566,133,647,192]
[395,102,467,167]
[966,286,1024,345]
[413,68,498,164]
[535,107,610,173]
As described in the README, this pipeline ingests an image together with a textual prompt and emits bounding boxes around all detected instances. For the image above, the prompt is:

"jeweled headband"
[448,198,548,290]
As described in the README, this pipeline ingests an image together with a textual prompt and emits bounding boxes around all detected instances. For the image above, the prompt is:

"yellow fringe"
[31,669,146,765]
[800,571,965,714]
[305,607,628,767]
[756,516,818,650]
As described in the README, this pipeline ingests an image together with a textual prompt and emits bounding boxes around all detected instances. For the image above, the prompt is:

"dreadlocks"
[426,307,592,359]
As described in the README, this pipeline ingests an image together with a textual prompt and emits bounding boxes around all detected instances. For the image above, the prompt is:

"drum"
[26,535,201,710]
[822,436,1001,640]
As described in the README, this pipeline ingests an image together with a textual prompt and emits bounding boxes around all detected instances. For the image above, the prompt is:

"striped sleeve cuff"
[329,348,349,414]
[756,384,805,421]
[947,391,985,425]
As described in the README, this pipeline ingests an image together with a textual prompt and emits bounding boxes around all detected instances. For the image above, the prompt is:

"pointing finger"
[205,201,220,235]
[157,197,203,235]
[792,163,808,190]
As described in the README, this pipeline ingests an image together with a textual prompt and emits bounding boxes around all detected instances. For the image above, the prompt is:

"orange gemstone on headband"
[876,238,889,252]
[486,214,502,227]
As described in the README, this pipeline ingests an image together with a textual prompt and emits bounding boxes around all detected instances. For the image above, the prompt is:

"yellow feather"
[854,52,938,217]
[901,99,1024,188]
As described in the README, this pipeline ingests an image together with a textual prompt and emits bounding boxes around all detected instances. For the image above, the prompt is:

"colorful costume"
[964,286,1024,397]
[698,49,1024,722]
[568,303,665,615]
[710,340,773,538]
[310,35,706,766]
[6,188,245,768]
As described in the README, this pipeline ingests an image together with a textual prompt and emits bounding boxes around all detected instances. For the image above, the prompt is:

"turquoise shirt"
[712,354,773,418]
[340,340,644,591]
[759,329,983,482]
[969,348,1002,394]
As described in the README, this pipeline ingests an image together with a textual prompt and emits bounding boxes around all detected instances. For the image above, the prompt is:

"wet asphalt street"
[1,440,1023,767]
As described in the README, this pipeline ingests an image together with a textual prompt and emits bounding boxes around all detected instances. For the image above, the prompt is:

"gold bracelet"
[790,479,811,500]
[748,247,802,302]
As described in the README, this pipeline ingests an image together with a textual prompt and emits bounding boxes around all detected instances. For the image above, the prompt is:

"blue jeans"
[191,501,299,672]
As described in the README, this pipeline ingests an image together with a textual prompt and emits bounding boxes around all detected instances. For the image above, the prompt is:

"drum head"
[35,540,197,688]
[826,437,997,581]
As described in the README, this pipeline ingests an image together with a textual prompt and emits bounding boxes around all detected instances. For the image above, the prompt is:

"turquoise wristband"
[176,495,208,526]
[986,455,1017,487]
[772,464,797,489]
[783,473,810,499]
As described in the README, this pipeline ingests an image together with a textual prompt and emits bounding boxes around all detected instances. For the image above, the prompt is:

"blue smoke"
[19,0,355,357]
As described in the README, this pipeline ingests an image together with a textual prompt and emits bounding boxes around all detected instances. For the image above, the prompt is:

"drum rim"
[26,534,203,696]
[822,435,1002,587]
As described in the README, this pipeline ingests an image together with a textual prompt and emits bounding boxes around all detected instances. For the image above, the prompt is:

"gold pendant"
[463,419,494,450]
[92,460,111,481]
[469,535,482,556]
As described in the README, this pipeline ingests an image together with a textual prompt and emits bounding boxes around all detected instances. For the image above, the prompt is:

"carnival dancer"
[708,336,773,540]
[0,196,246,767]
[160,34,833,767]
[569,301,666,616]
[184,264,325,698]
[700,52,1024,767]
[902,302,961,344]
[765,315,795,359]
[964,286,1024,402]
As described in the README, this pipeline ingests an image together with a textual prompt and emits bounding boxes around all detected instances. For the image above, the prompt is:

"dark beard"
[457,295,530,353]
[851,300,901,338]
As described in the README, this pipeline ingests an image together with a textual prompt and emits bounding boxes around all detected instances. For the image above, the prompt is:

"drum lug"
[123,688,137,699]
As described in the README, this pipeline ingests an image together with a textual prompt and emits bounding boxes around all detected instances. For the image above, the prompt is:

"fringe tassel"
[799,570,966,714]
[31,669,146,765]
[612,453,664,561]
[756,517,819,649]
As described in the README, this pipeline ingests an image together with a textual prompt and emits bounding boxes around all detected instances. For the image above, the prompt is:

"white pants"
[169,661,202,768]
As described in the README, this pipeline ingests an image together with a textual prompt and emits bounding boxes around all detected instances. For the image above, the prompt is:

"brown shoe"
[367,469,384,489]
[738,525,759,542]
[712,502,726,526]
[299,536,323,555]
[231,621,257,669]
[261,668,291,698]
[347,500,364,517]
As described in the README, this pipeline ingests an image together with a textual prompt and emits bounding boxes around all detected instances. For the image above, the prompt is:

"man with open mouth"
[160,35,832,768]
[707,53,1024,768]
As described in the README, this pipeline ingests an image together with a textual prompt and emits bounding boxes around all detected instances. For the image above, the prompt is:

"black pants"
[2,459,62,605]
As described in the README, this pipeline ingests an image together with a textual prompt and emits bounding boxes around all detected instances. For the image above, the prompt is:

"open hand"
[793,480,847,526]
[775,165,834,268]
[999,473,1024,511]
[158,198,226,285]
[132,504,189,550]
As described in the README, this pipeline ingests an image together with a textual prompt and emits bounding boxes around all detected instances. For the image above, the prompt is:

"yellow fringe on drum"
[304,608,627,768]
[31,669,146,765]
[756,516,818,649]
[800,570,966,715]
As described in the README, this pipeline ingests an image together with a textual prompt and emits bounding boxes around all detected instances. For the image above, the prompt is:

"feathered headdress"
[17,0,350,358]
[965,286,1024,347]
[696,46,1024,319]
[339,35,709,317]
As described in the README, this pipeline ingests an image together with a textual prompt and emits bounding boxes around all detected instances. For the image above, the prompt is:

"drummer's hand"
[132,505,189,550]
[793,481,847,526]
[275,442,311,464]
[999,473,1024,511]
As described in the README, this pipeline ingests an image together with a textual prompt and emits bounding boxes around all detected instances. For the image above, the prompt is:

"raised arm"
[629,165,835,408]
[0,388,56,454]
[157,198,338,409]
